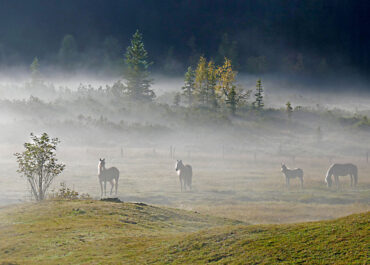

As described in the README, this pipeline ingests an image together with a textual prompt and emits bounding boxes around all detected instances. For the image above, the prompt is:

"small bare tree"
[14,133,65,201]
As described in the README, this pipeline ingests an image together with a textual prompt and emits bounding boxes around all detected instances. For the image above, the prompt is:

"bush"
[50,182,90,200]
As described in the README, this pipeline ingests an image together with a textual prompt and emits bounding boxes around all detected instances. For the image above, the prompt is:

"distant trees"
[124,30,155,101]
[58,34,78,70]
[173,93,181,107]
[217,33,238,69]
[286,101,293,119]
[182,66,196,106]
[103,36,123,73]
[14,133,65,201]
[30,57,42,86]
[182,56,250,114]
[216,58,250,114]
[253,79,264,110]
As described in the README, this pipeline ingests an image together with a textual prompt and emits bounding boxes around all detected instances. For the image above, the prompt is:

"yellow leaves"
[215,57,236,97]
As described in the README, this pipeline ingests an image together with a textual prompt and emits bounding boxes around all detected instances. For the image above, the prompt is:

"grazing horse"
[175,160,192,192]
[325,163,358,188]
[98,158,120,197]
[281,163,304,188]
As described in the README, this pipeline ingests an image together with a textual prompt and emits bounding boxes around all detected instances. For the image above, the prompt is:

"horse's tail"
[115,168,120,181]
[188,165,193,184]
[325,165,333,187]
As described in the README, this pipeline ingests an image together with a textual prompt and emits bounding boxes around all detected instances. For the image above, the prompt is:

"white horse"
[281,163,304,188]
[325,163,358,188]
[98,158,120,197]
[175,160,192,192]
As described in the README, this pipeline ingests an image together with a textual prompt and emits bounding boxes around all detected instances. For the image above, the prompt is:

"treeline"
[1,0,369,75]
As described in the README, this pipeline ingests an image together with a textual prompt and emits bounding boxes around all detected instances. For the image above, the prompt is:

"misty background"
[0,0,369,223]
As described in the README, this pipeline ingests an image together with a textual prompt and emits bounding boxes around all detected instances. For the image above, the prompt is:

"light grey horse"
[175,160,192,192]
[98,158,120,197]
[325,163,358,188]
[281,163,304,188]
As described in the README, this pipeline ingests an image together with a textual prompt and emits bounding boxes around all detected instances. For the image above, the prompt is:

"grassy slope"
[0,200,368,265]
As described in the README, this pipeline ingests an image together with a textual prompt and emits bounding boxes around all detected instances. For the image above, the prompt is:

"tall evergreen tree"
[124,30,154,101]
[58,34,78,70]
[30,57,41,85]
[182,66,195,106]
[253,79,264,109]
[286,101,293,119]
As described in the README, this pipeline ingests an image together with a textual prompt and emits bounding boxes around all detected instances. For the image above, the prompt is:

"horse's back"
[331,163,357,175]
[105,167,120,178]
[185,165,192,177]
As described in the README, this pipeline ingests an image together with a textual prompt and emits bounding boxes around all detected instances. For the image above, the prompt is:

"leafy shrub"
[50,182,90,200]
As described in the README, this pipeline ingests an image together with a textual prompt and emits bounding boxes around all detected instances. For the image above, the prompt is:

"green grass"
[0,200,368,264]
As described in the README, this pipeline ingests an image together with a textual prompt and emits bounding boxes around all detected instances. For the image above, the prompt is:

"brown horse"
[175,160,192,192]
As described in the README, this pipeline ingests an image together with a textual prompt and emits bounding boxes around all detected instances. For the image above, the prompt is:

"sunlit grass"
[0,200,368,264]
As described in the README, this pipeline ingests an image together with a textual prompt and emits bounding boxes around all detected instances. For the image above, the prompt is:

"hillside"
[0,200,368,264]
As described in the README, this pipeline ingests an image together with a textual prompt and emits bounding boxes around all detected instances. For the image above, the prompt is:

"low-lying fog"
[0,69,369,223]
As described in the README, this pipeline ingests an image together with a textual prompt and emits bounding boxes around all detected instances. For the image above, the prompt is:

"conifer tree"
[124,30,154,101]
[173,93,181,107]
[30,57,42,85]
[181,66,195,106]
[286,101,293,119]
[253,79,264,109]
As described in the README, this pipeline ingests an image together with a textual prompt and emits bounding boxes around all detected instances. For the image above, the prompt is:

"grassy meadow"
[0,200,368,264]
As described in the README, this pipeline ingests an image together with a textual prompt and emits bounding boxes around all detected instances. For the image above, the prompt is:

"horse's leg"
[286,177,290,187]
[110,180,114,195]
[350,174,353,187]
[300,177,304,189]
[115,178,118,195]
[334,175,339,189]
[99,180,103,198]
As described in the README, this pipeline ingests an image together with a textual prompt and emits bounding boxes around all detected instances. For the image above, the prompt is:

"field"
[1,143,369,224]
[0,200,368,264]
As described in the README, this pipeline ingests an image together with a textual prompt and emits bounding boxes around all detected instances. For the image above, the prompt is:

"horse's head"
[175,160,182,171]
[281,163,287,172]
[99,158,106,172]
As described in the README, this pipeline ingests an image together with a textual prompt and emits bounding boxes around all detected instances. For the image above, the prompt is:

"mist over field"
[0,0,368,234]
[0,2,369,263]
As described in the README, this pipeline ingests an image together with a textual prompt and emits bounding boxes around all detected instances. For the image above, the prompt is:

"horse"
[175,160,192,192]
[281,163,304,188]
[325,163,358,188]
[98,158,120,197]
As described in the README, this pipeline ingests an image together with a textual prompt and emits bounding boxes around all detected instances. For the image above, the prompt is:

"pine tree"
[173,93,181,107]
[58,34,77,70]
[30,57,41,85]
[124,30,154,101]
[253,79,264,109]
[181,66,195,106]
[286,101,293,119]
